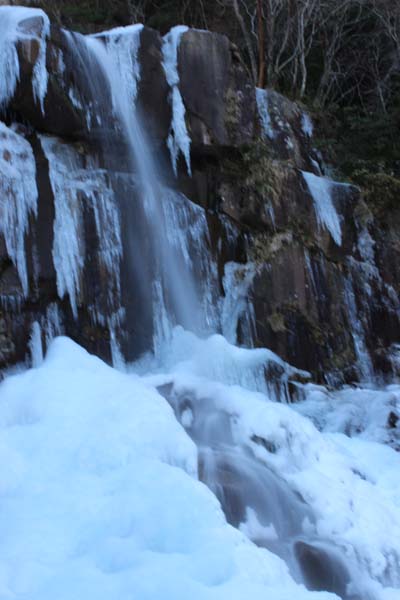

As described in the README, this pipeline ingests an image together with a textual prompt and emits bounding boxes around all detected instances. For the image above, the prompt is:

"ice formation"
[94,24,144,108]
[301,112,314,138]
[0,334,399,599]
[0,8,399,600]
[256,87,275,139]
[162,26,192,176]
[0,122,38,296]
[40,135,122,320]
[0,5,49,112]
[302,171,343,246]
[222,262,256,346]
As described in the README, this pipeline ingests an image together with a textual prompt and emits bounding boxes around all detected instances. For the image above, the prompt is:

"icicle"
[343,276,374,381]
[222,262,256,346]
[302,171,342,246]
[301,112,314,138]
[162,26,192,176]
[0,6,49,112]
[40,136,85,318]
[108,309,125,370]
[29,321,43,368]
[32,16,50,114]
[43,303,63,348]
[161,189,220,332]
[87,167,122,308]
[0,122,38,296]
[94,24,144,108]
[256,88,275,140]
[152,279,174,359]
[40,135,122,321]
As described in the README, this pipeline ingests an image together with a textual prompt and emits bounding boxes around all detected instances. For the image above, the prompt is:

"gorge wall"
[1,6,400,385]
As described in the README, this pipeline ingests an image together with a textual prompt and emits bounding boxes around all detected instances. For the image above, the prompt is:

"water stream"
[159,382,364,599]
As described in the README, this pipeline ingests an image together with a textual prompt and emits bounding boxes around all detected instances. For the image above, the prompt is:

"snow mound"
[0,336,338,600]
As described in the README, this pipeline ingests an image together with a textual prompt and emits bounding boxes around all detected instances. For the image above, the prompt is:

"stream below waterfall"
[159,381,363,600]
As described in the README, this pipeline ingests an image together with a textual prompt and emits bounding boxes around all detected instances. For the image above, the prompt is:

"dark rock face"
[0,9,399,384]
[179,30,255,150]
[137,27,171,145]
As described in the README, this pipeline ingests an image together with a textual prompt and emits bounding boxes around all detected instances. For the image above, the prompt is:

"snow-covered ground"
[0,331,399,600]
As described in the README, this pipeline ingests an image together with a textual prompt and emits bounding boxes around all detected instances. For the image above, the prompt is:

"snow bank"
[0,336,337,600]
[143,331,400,598]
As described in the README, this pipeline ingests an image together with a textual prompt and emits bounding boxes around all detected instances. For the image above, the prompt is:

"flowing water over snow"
[0,8,400,600]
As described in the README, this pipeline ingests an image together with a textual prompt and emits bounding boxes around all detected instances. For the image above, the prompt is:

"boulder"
[179,29,256,151]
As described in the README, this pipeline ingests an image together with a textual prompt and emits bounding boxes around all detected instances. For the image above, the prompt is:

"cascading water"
[64,27,220,355]
[35,24,400,597]
[159,379,364,599]
[0,9,400,600]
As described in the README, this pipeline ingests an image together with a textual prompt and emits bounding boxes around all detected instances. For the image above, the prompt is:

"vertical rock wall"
[0,7,399,384]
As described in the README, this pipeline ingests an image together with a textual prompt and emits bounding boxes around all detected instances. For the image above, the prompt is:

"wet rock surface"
[0,10,399,383]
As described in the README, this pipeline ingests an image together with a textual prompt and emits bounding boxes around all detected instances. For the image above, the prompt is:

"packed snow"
[0,332,399,599]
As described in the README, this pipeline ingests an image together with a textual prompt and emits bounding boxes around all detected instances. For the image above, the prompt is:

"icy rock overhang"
[0,5,49,112]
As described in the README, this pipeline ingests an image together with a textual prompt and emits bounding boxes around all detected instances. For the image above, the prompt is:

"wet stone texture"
[0,15,399,384]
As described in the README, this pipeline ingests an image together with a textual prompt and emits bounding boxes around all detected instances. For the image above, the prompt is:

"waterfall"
[1,10,400,600]
[82,30,217,352]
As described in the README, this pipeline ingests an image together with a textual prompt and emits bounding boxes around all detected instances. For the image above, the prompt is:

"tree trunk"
[257,0,266,88]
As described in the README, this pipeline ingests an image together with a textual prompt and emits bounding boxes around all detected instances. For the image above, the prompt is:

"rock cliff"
[0,7,399,384]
